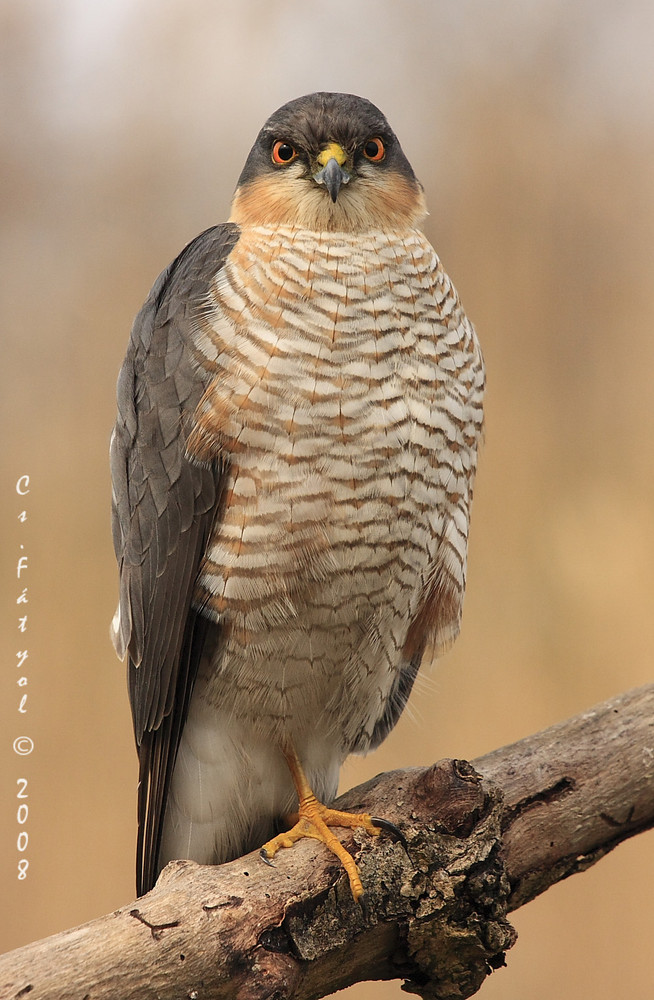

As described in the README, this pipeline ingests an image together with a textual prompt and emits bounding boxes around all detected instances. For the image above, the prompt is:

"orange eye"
[272,141,298,165]
[362,137,385,162]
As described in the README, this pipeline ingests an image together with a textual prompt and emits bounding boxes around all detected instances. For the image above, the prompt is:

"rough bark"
[1,684,653,1000]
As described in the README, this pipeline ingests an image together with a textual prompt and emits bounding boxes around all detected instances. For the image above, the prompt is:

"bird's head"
[229,92,427,232]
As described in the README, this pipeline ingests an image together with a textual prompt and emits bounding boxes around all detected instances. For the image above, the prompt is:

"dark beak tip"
[316,157,349,203]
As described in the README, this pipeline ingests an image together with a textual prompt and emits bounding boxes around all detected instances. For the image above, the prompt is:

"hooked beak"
[313,142,350,202]
[314,157,350,202]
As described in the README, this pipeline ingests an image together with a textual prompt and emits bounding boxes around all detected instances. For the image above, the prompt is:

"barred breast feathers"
[186,224,484,661]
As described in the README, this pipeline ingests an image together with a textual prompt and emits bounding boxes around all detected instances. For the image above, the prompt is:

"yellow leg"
[260,742,382,903]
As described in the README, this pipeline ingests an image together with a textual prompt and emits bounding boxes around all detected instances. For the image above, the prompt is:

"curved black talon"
[260,848,275,867]
[371,816,409,853]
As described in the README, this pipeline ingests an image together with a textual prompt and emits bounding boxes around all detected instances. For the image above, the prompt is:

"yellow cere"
[316,142,347,167]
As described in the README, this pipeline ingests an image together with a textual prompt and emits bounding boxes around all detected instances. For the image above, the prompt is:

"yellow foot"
[261,799,382,903]
[259,742,406,903]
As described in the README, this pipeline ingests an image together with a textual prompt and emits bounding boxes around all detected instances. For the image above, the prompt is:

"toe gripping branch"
[258,744,409,902]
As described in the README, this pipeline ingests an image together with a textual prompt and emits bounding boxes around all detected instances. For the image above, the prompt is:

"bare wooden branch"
[2,684,653,1000]
[476,682,654,909]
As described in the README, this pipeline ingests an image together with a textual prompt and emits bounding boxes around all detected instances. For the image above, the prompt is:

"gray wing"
[110,223,239,896]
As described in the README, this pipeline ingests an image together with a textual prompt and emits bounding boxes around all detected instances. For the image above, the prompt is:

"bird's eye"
[272,141,298,165]
[362,137,385,162]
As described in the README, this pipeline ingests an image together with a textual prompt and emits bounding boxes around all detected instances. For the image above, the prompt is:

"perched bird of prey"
[111,92,484,900]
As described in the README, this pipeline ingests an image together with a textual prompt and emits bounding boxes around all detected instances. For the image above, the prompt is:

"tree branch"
[2,684,653,1000]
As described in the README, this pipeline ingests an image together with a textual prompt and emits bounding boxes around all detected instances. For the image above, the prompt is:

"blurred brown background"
[1,1,653,996]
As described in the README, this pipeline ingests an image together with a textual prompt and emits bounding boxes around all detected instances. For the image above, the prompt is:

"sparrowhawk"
[111,92,485,900]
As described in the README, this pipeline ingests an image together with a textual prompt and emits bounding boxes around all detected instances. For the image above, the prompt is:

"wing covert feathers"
[110,223,239,893]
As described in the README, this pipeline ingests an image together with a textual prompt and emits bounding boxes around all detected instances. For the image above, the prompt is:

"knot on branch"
[395,760,516,999]
[276,759,517,999]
